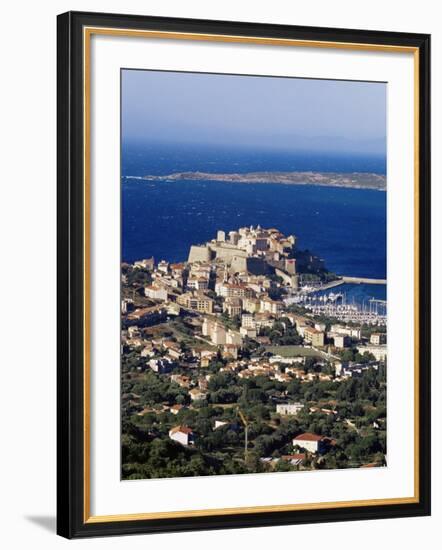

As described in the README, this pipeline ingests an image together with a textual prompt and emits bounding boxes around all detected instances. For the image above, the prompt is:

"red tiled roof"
[170,425,193,435]
[294,433,323,442]
[282,454,306,460]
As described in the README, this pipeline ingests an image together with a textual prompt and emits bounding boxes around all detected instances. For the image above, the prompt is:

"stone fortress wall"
[188,226,299,285]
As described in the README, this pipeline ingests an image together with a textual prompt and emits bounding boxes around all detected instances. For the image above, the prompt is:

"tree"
[340,349,355,362]
[286,379,302,399]
[303,357,317,374]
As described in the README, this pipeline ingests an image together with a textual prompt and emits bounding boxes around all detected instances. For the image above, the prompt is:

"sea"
[122,142,387,305]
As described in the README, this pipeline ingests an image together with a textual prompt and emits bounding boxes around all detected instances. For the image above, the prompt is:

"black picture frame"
[57,10,431,539]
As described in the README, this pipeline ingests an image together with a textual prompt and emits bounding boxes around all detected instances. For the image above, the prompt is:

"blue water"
[122,144,387,302]
[122,142,387,176]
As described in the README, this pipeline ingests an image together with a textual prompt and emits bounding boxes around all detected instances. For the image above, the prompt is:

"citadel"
[188,225,320,289]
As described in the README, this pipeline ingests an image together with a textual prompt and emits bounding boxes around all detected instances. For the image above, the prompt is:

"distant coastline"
[124,170,386,191]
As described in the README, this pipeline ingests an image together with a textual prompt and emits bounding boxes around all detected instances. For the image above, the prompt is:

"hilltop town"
[121,226,387,479]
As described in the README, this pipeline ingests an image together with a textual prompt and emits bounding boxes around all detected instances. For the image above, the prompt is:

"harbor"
[285,279,387,325]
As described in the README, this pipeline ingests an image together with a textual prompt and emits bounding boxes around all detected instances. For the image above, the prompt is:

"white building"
[241,313,256,329]
[357,344,387,362]
[254,313,276,331]
[223,344,239,359]
[226,330,242,345]
[334,361,344,376]
[332,334,350,348]
[276,402,303,416]
[293,433,327,454]
[240,326,257,339]
[337,362,379,378]
[370,333,387,345]
[148,358,174,374]
[211,322,227,345]
[157,260,169,274]
[223,297,242,317]
[330,324,361,340]
[144,285,168,301]
[260,297,283,315]
[134,257,154,270]
[304,327,325,347]
[202,317,212,337]
[216,283,252,299]
[269,355,303,365]
[187,276,209,291]
[189,388,207,401]
[166,302,181,316]
[242,297,260,313]
[169,426,194,446]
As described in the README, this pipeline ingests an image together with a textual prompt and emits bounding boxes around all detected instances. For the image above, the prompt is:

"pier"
[341,276,387,285]
[298,276,386,294]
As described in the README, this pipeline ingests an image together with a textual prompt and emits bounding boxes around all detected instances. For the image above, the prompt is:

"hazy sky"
[122,69,386,155]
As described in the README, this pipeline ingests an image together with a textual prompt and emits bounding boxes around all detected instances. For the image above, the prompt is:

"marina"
[285,284,387,325]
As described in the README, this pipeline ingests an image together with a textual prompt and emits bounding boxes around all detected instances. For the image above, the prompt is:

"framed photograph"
[57,11,431,538]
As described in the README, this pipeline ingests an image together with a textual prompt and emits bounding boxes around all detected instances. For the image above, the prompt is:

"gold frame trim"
[83,26,420,524]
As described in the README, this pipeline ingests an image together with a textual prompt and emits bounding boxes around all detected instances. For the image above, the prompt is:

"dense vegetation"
[122,351,386,479]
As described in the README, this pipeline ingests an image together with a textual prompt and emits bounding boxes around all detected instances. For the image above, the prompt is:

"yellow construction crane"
[237,408,249,462]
